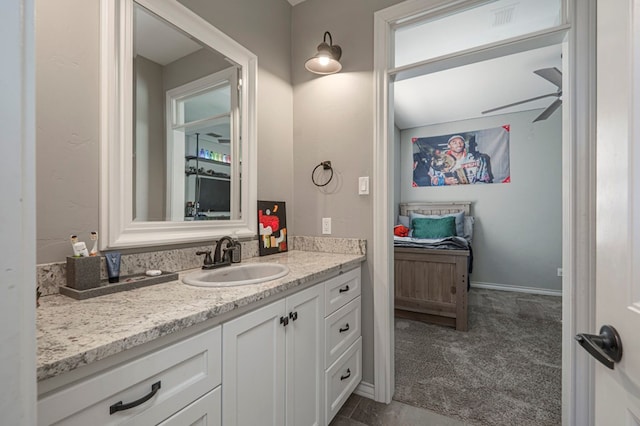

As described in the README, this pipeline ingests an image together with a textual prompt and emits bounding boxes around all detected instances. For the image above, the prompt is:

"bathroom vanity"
[36,250,363,426]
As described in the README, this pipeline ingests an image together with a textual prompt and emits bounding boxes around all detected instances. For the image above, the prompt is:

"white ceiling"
[393,43,563,129]
[134,4,203,65]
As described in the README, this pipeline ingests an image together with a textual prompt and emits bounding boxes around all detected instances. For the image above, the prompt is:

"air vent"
[492,4,516,26]
[218,138,230,144]
[206,132,222,138]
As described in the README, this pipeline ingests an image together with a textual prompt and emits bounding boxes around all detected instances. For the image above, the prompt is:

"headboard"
[399,201,471,216]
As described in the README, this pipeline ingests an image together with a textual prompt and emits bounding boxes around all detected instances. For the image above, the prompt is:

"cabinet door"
[157,386,220,426]
[286,285,325,426]
[222,299,286,426]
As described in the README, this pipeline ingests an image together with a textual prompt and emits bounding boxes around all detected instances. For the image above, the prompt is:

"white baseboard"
[471,281,562,297]
[354,381,375,400]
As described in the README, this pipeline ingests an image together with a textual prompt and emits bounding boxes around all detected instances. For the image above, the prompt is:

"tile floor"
[329,394,469,426]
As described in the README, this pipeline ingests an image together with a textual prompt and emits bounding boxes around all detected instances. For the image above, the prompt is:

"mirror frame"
[100,0,258,249]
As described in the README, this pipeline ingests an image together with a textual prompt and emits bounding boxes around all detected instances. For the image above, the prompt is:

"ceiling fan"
[481,67,562,122]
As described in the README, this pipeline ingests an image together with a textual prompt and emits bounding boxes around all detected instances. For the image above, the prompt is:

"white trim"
[470,281,563,297]
[100,0,258,250]
[372,8,395,405]
[373,1,596,423]
[165,68,236,221]
[0,0,37,423]
[562,1,596,425]
[354,381,375,400]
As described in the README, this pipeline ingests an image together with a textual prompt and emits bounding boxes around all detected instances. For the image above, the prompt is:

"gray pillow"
[409,210,465,237]
[397,215,410,228]
[463,215,475,243]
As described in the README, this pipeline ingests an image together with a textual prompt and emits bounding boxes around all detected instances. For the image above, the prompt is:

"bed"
[394,202,472,331]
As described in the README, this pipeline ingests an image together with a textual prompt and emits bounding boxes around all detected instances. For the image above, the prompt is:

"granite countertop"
[37,250,365,382]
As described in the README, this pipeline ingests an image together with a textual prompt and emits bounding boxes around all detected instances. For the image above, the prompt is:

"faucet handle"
[196,250,213,268]
[222,245,237,262]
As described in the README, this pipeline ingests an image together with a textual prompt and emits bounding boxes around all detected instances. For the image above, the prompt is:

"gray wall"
[400,109,563,291]
[394,125,401,213]
[134,56,165,221]
[292,0,404,385]
[36,0,100,261]
[35,0,293,263]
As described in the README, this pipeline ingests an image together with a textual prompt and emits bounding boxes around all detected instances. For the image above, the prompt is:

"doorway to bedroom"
[389,1,564,424]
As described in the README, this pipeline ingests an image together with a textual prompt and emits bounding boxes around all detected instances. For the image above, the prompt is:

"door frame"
[1,0,37,423]
[372,0,597,424]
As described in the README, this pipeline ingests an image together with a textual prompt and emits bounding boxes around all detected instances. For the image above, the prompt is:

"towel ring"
[312,161,334,187]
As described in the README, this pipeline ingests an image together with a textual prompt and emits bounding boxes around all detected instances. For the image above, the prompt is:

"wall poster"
[412,125,511,187]
[258,200,288,256]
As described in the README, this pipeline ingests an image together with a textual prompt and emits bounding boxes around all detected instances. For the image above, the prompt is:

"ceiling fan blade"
[533,98,562,122]
[534,67,562,90]
[482,92,559,114]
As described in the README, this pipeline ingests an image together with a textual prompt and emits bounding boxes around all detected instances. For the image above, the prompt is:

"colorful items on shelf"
[198,148,231,164]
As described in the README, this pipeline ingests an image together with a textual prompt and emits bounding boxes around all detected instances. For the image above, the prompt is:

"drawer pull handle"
[340,369,351,381]
[339,324,350,333]
[280,316,289,326]
[289,311,298,321]
[110,381,161,415]
[339,285,350,293]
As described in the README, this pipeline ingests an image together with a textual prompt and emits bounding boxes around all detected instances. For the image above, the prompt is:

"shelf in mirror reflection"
[185,155,231,166]
[185,173,230,180]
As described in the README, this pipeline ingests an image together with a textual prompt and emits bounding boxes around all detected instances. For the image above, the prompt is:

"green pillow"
[412,216,457,239]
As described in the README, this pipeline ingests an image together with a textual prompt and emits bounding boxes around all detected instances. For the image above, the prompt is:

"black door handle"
[575,325,623,370]
[110,381,161,414]
[339,324,350,333]
[339,285,350,293]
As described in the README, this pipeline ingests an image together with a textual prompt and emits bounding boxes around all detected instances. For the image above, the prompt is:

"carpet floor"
[394,288,562,426]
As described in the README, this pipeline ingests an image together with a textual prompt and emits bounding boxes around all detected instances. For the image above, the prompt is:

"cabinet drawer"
[325,338,362,424]
[325,296,361,368]
[324,268,361,316]
[158,386,221,426]
[38,326,221,426]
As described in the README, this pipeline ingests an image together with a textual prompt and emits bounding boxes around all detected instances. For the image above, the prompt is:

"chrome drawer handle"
[110,381,161,415]
[340,369,351,381]
[339,285,350,293]
[339,324,350,333]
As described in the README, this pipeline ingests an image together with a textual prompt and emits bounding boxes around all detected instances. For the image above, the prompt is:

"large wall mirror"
[100,0,257,249]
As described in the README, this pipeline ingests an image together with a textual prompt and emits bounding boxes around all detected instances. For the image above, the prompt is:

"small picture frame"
[258,201,288,256]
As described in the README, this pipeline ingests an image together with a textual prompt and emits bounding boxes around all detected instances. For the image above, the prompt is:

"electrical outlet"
[322,217,331,235]
[557,268,563,277]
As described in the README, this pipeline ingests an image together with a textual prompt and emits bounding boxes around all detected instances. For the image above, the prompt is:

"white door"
[592,0,640,423]
[222,300,286,426]
[285,284,325,426]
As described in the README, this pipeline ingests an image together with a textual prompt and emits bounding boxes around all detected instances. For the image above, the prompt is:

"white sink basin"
[182,263,290,287]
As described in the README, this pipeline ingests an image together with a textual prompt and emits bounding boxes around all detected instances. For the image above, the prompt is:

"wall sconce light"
[305,31,342,75]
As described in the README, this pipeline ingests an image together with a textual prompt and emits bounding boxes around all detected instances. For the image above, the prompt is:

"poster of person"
[412,125,511,187]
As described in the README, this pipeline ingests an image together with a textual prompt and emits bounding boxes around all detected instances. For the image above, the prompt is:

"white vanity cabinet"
[37,326,222,426]
[222,266,361,426]
[222,283,325,426]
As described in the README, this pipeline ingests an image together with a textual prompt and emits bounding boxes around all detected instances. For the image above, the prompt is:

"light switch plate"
[358,176,369,195]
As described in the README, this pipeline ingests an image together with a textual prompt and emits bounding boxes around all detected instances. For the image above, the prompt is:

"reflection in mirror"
[100,0,257,250]
[132,3,240,222]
